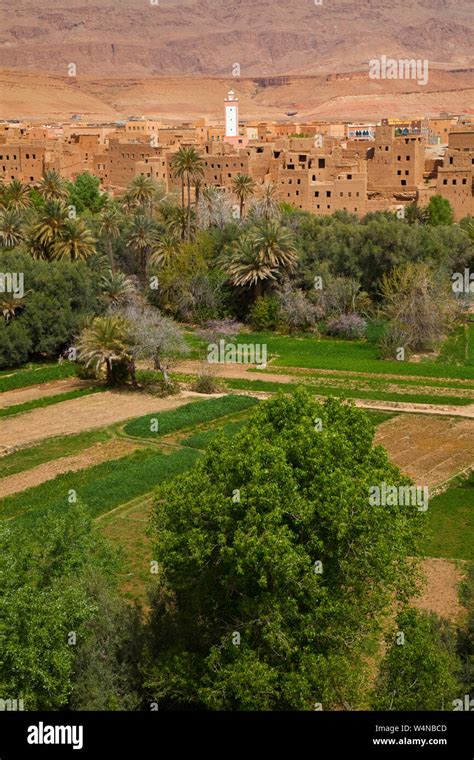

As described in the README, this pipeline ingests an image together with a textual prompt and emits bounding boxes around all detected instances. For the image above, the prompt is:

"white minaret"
[224,89,239,139]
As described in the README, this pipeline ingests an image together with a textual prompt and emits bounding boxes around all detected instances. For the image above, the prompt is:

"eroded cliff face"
[0,0,472,77]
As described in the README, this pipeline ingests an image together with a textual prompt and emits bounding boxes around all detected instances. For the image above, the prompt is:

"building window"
[326,191,331,198]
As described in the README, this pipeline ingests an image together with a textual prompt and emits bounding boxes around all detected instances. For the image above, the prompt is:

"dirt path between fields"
[0,378,91,408]
[414,558,466,621]
[175,358,474,386]
[0,438,142,498]
[0,390,213,455]
[174,361,474,418]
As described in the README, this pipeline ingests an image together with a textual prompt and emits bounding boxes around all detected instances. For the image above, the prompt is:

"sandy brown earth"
[375,414,474,487]
[0,389,212,455]
[1,68,473,122]
[0,438,141,498]
[0,378,90,408]
[414,558,466,622]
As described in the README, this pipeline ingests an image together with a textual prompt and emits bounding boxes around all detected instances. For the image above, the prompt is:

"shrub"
[276,284,318,333]
[136,370,178,396]
[0,320,32,369]
[326,313,366,339]
[192,365,222,394]
[248,296,279,331]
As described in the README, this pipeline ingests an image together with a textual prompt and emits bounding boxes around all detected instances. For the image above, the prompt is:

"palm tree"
[128,176,157,214]
[252,220,298,271]
[99,269,135,306]
[232,173,256,219]
[31,200,68,250]
[37,169,68,202]
[226,234,278,299]
[170,147,204,241]
[98,205,122,272]
[125,213,158,280]
[149,232,181,267]
[76,315,132,385]
[6,180,32,212]
[253,182,281,221]
[164,205,196,242]
[0,293,27,323]
[0,209,24,249]
[52,218,97,261]
[120,191,138,215]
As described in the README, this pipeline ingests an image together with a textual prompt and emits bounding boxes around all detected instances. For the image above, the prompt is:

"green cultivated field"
[223,377,472,406]
[237,329,474,380]
[0,447,200,524]
[0,362,77,392]
[422,473,474,562]
[124,394,259,439]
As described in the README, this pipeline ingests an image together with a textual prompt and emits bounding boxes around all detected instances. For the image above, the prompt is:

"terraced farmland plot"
[375,414,474,487]
[0,389,209,454]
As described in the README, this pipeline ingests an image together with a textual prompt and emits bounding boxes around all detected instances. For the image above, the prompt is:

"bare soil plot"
[0,378,90,408]
[375,414,474,487]
[0,390,209,454]
[413,558,466,622]
[0,439,142,499]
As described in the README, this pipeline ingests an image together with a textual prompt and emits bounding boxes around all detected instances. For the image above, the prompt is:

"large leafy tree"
[67,171,107,215]
[427,195,454,226]
[0,250,101,368]
[0,505,121,710]
[144,390,424,710]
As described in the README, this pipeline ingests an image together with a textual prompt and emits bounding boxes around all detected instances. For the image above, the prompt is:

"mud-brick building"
[368,125,425,194]
[434,130,474,219]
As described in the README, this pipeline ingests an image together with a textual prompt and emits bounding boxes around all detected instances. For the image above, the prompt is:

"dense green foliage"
[373,608,460,710]
[144,391,424,709]
[0,505,140,710]
[0,251,101,368]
